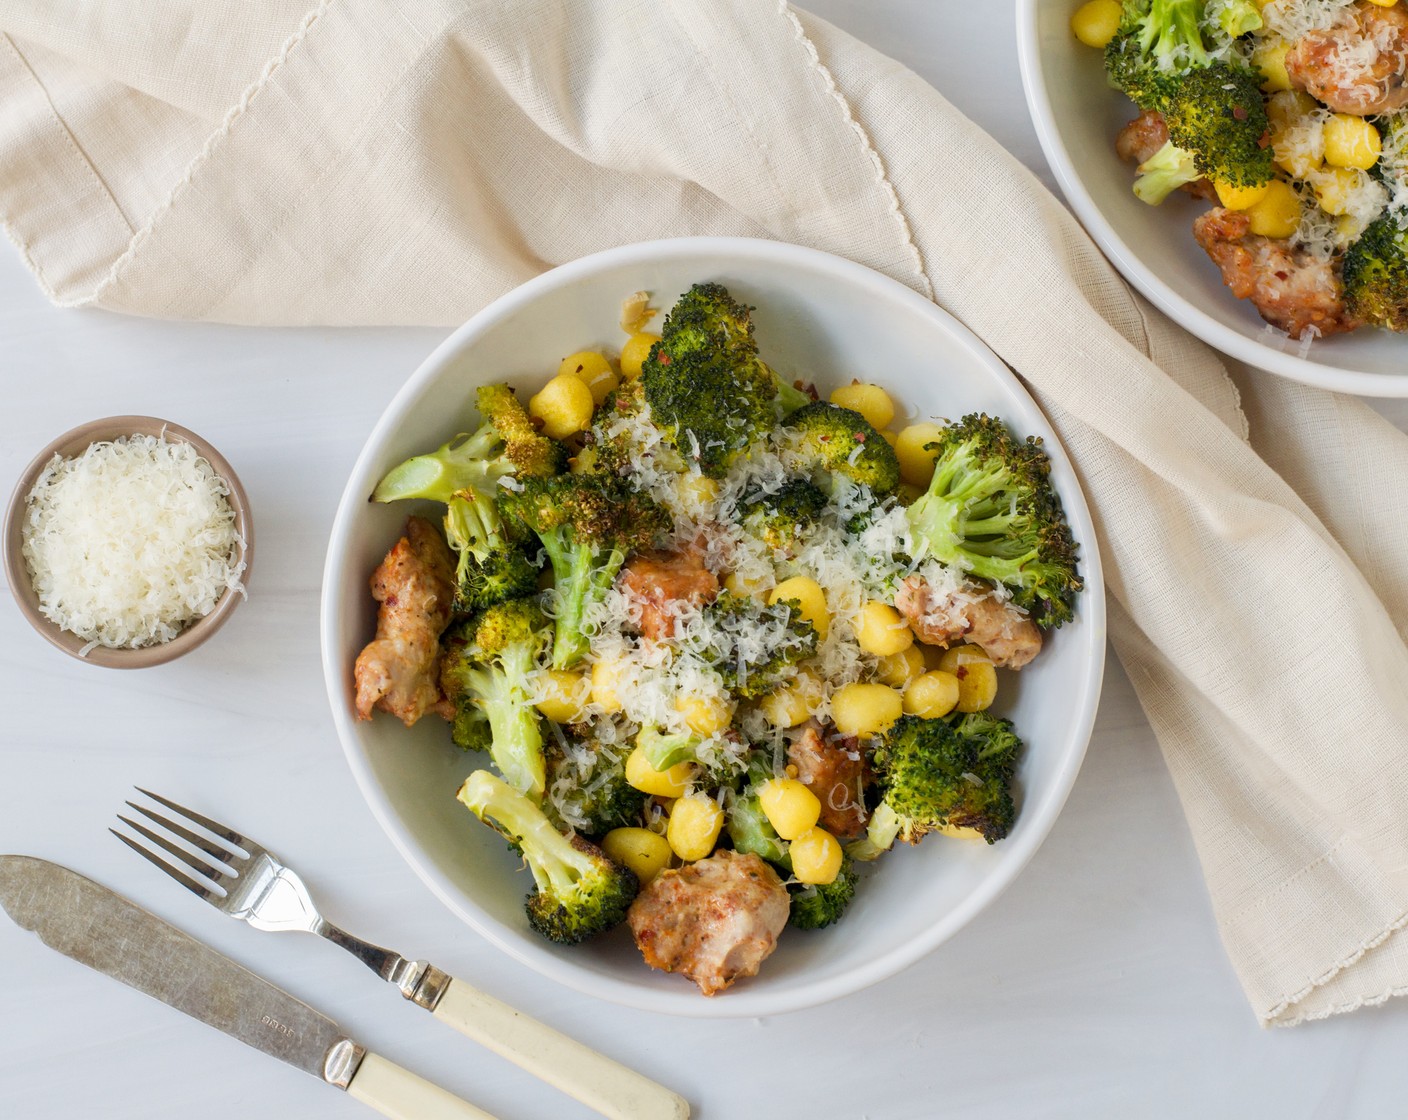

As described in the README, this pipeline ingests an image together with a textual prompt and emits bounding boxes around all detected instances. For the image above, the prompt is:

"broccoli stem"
[462,661,545,800]
[542,535,625,670]
[458,770,587,896]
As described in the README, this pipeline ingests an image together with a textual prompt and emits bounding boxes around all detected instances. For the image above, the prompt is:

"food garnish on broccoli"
[440,598,549,799]
[849,713,1023,860]
[1342,214,1408,330]
[906,414,1080,629]
[372,384,562,612]
[788,856,858,930]
[458,769,639,944]
[738,478,829,554]
[499,473,669,669]
[695,591,818,699]
[545,739,647,839]
[640,282,795,477]
[1105,0,1272,196]
[787,401,901,496]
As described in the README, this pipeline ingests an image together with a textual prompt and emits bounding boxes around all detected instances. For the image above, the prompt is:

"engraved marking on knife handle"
[260,1014,295,1038]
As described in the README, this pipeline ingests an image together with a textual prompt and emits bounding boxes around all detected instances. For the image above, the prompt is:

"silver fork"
[113,788,688,1120]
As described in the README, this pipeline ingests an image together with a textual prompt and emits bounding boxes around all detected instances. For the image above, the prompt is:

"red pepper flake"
[854,432,866,442]
[955,666,968,680]
[819,434,831,442]
[1232,105,1248,121]
[385,594,399,608]
[658,352,672,365]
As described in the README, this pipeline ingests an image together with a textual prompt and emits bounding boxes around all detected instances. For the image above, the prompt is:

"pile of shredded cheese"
[20,435,247,653]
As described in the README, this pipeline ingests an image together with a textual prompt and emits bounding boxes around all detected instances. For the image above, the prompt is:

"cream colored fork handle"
[347,1052,498,1120]
[431,978,689,1120]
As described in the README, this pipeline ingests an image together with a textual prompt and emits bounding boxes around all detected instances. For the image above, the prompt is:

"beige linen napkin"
[3,0,1407,1026]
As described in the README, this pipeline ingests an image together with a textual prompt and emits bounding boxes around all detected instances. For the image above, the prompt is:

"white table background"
[4,4,1408,1118]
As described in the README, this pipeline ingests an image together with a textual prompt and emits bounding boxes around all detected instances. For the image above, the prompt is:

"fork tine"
[132,788,252,856]
[117,813,230,882]
[125,801,244,869]
[110,828,220,901]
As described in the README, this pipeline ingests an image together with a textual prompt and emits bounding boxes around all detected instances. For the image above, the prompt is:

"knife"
[0,855,496,1120]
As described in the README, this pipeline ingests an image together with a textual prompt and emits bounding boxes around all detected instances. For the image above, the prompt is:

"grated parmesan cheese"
[20,434,247,651]
[1262,0,1356,42]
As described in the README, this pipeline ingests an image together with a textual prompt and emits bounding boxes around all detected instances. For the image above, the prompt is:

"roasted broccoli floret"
[500,474,669,669]
[1105,2,1272,193]
[850,713,1023,859]
[738,478,829,553]
[1133,139,1202,205]
[788,857,858,930]
[906,414,1080,629]
[544,740,647,839]
[1343,214,1408,331]
[640,282,788,477]
[458,769,638,944]
[699,591,818,698]
[1160,65,1272,190]
[372,384,562,612]
[449,702,493,754]
[440,599,548,799]
[787,401,901,496]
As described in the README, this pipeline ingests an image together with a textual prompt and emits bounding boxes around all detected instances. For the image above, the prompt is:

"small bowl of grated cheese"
[4,416,252,667]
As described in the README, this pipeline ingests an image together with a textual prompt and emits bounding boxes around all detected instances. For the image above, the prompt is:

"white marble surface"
[3,4,1407,1118]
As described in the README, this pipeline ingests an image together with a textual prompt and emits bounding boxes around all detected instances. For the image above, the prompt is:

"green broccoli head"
[1106,4,1271,191]
[371,383,563,611]
[701,591,818,698]
[440,599,549,799]
[738,479,829,553]
[787,401,901,496]
[855,713,1023,854]
[1105,0,1211,104]
[1161,64,1272,189]
[544,740,647,839]
[475,384,567,478]
[458,769,638,944]
[640,282,781,477]
[500,474,669,669]
[788,857,858,930]
[905,414,1080,629]
[1343,214,1408,331]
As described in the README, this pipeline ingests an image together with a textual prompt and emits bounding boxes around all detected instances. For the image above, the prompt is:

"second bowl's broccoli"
[787,401,901,496]
[440,598,549,799]
[906,414,1080,629]
[1343,214,1408,331]
[850,713,1023,859]
[458,769,639,944]
[500,473,669,669]
[1105,2,1272,192]
[1133,140,1202,205]
[372,384,561,612]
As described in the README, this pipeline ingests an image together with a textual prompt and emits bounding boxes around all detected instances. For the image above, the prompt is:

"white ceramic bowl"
[321,237,1106,1017]
[1017,1,1408,398]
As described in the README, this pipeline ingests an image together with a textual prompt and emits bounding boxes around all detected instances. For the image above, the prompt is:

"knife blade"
[0,856,496,1120]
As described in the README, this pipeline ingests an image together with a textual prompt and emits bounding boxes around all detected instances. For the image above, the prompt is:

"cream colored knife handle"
[431,977,689,1120]
[348,1052,498,1120]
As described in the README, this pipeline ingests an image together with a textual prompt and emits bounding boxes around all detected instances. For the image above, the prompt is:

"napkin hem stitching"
[779,1,934,300]
[78,0,334,309]
[1265,906,1408,1027]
